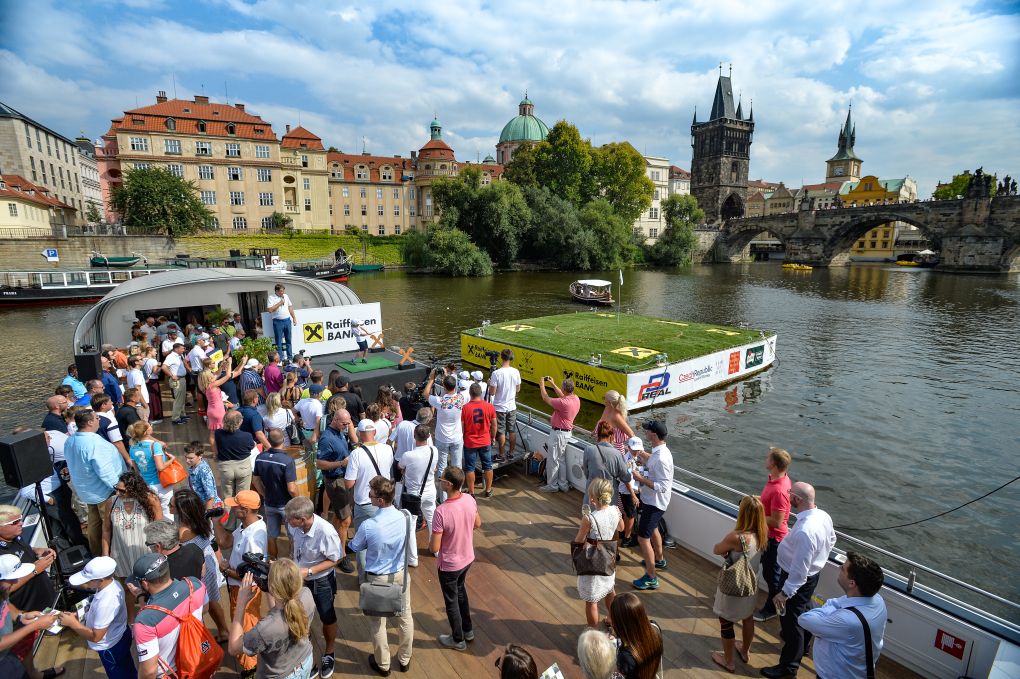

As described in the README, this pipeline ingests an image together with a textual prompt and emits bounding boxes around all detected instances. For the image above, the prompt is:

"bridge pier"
[938,235,1011,272]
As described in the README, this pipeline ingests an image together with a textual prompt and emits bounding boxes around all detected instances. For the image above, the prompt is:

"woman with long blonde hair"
[574,477,624,629]
[711,495,767,672]
[598,390,633,454]
[280,371,301,409]
[228,558,315,678]
[199,356,232,451]
[262,391,294,445]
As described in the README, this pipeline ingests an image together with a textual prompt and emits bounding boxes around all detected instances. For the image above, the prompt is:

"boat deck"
[35,416,917,678]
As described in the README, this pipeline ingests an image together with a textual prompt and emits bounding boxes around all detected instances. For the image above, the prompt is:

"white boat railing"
[1,267,171,290]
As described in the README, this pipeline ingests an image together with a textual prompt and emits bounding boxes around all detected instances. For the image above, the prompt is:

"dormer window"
[182,108,191,113]
[132,118,144,126]
[165,118,176,131]
[254,128,264,135]
[356,165,368,180]
[197,120,207,133]
[226,123,236,135]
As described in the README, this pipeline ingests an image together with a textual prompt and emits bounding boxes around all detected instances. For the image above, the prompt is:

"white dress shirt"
[227,518,267,586]
[639,443,674,510]
[345,441,394,505]
[776,507,837,597]
[799,594,887,678]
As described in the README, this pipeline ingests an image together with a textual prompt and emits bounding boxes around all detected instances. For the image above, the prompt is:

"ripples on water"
[2,264,1018,608]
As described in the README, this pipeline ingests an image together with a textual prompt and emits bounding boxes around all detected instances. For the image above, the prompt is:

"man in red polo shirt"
[459,383,497,497]
[755,446,792,622]
[538,376,580,492]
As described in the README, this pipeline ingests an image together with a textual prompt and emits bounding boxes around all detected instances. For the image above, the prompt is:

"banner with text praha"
[261,303,382,358]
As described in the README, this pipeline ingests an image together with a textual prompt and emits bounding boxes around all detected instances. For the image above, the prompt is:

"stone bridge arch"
[821,208,942,265]
[718,217,797,261]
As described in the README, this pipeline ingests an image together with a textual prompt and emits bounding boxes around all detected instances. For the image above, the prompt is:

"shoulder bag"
[154,442,188,488]
[570,509,618,577]
[847,606,876,679]
[359,443,383,477]
[283,409,303,444]
[717,533,758,597]
[399,446,434,531]
[359,509,412,617]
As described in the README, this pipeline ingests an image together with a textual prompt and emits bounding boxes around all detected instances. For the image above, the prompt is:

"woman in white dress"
[574,478,623,629]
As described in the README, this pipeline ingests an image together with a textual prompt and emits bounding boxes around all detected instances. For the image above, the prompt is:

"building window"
[200,191,216,205]
[228,167,243,181]
[259,192,274,206]
[361,224,368,231]
[651,170,660,181]
[130,137,149,151]
[653,189,660,200]
[393,205,400,216]
[47,138,52,156]
[378,225,385,235]
[301,155,308,168]
[255,145,270,159]
[230,191,245,205]
[392,188,399,199]
[356,166,368,180]
[649,228,658,238]
[226,123,236,136]
[24,128,31,149]
[206,216,219,229]
[361,205,367,216]
[372,188,380,200]
[377,204,384,216]
[343,204,350,216]
[29,157,36,181]
[394,225,401,235]
[257,168,272,182]
[165,117,176,131]
[649,207,659,219]
[409,205,416,217]
[232,216,247,230]
[409,188,416,200]
[482,173,491,185]
[8,204,17,217]
[360,187,367,198]
[167,164,184,178]
[195,141,212,156]
[329,204,333,215]
[55,145,61,160]
[197,120,207,133]
[304,198,311,211]
[59,167,65,188]
[262,216,274,230]
[881,240,889,248]
[303,178,310,190]
[381,167,393,181]
[342,187,349,198]
[198,165,214,180]
[225,142,241,157]
[133,162,151,170]
[331,164,342,179]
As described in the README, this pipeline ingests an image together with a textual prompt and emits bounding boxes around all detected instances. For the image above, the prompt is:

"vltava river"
[2,263,1018,613]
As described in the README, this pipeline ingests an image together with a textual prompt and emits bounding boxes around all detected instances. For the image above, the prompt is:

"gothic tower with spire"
[690,65,754,222]
[825,106,862,183]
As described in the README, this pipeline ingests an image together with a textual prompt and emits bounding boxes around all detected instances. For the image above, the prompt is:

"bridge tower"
[825,105,862,183]
[691,65,754,223]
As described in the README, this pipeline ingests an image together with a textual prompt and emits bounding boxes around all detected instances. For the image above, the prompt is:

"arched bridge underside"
[716,196,1020,272]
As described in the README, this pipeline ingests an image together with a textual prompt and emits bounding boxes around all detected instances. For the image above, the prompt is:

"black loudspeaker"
[58,545,90,576]
[0,430,52,488]
[75,352,102,382]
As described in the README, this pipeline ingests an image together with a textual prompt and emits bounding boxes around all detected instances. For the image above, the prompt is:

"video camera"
[237,552,271,592]
[484,349,500,370]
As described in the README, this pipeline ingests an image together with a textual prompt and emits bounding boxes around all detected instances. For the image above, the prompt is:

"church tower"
[825,106,862,182]
[690,66,754,222]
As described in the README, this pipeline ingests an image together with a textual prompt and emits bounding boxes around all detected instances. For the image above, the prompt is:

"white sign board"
[261,303,382,358]
[42,248,59,262]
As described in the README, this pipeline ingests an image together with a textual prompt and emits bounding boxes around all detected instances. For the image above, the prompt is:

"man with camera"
[285,496,343,679]
[538,376,580,493]
[487,349,521,462]
[349,476,415,676]
[425,369,466,484]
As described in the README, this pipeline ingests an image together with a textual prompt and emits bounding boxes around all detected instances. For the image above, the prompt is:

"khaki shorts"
[323,476,352,521]
[496,409,517,435]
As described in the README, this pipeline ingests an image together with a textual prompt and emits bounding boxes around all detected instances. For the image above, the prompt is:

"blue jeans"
[98,629,136,679]
[305,571,338,625]
[436,440,463,477]
[282,653,313,679]
[463,445,491,473]
[273,317,293,359]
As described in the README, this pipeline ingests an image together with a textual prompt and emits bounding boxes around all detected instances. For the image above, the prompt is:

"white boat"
[569,278,614,305]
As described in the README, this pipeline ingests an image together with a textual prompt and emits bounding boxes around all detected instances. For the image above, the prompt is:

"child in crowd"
[184,441,223,511]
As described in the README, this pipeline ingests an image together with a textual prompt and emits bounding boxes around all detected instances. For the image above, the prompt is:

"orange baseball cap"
[223,489,261,510]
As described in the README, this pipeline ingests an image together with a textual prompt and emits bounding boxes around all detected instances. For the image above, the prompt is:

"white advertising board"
[261,302,382,358]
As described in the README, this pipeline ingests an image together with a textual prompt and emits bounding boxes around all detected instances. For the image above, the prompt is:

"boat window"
[66,272,87,285]
[112,272,131,283]
[90,272,112,285]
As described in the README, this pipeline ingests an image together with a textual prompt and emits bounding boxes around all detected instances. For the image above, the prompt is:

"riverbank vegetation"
[178,231,404,264]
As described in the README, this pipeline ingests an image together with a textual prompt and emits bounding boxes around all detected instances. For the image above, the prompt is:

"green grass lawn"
[177,233,404,265]
[465,312,772,371]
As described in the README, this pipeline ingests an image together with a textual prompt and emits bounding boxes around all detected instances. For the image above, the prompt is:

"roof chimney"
[194,95,209,104]
[156,91,168,103]
[411,150,417,161]
[234,103,245,112]
[286,124,291,133]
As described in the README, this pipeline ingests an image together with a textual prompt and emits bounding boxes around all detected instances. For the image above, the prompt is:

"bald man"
[761,482,837,679]
[43,395,69,433]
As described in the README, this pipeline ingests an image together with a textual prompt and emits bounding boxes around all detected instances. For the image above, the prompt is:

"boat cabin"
[569,278,614,305]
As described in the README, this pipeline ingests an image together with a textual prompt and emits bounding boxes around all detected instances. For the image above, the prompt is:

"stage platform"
[461,311,777,410]
[311,348,428,400]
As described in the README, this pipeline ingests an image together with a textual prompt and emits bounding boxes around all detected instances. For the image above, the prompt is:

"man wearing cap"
[130,553,206,679]
[211,324,230,355]
[252,430,299,559]
[618,437,644,548]
[215,490,266,678]
[0,554,62,679]
[295,384,325,444]
[538,376,581,493]
[64,409,129,555]
[238,390,271,451]
[345,420,394,551]
[60,556,133,679]
[285,496,343,678]
[161,343,189,424]
[426,370,466,484]
[631,420,674,590]
[267,283,297,361]
[350,319,370,364]
[239,359,267,404]
[316,408,357,573]
[330,375,366,423]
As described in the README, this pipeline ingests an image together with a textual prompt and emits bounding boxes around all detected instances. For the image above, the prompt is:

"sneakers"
[150,419,163,425]
[438,634,467,651]
[361,358,368,364]
[753,608,778,622]
[338,555,355,574]
[632,574,659,590]
[171,418,187,425]
[320,654,335,678]
[620,536,639,548]
[538,485,560,493]
[350,359,357,365]
[464,630,475,642]
[483,489,493,498]
[640,558,668,570]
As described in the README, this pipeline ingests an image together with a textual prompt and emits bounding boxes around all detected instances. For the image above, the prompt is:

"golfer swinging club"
[351,319,369,364]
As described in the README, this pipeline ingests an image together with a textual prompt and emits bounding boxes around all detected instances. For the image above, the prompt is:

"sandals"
[711,651,735,673]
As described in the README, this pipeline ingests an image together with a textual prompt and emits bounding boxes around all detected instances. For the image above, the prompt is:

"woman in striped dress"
[173,488,229,642]
[599,390,633,454]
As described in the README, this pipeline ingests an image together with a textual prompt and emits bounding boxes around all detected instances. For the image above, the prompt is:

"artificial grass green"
[336,356,398,372]
[465,312,771,371]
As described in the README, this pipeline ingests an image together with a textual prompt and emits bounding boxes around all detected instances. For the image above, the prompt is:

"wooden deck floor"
[36,415,918,678]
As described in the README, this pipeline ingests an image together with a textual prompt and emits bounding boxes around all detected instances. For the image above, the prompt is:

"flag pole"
[617,268,623,323]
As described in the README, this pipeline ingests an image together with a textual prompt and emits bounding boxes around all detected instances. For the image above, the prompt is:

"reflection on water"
[2,263,1018,606]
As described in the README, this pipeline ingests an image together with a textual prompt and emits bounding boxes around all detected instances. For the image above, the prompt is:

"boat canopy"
[574,279,612,287]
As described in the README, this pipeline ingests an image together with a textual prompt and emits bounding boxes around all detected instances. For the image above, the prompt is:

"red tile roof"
[748,179,782,190]
[327,152,413,183]
[463,162,505,178]
[111,97,278,141]
[0,174,74,210]
[801,181,844,192]
[669,165,690,179]
[418,138,455,161]
[281,126,324,151]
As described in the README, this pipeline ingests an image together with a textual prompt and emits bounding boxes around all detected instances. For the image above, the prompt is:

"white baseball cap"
[458,379,472,391]
[457,370,470,380]
[245,358,261,369]
[626,436,644,451]
[0,554,34,581]
[471,370,484,381]
[357,419,376,432]
[68,556,117,586]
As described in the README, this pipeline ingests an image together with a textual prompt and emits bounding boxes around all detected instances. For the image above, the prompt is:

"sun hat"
[470,370,484,381]
[126,552,169,588]
[458,370,470,380]
[68,556,117,586]
[245,358,261,369]
[626,436,644,451]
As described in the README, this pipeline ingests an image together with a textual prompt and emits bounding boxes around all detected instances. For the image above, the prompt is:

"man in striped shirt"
[239,359,266,404]
[130,553,206,679]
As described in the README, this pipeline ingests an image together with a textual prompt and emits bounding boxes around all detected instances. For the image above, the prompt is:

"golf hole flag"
[262,302,382,358]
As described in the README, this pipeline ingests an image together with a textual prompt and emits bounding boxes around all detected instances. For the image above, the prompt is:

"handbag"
[158,448,189,488]
[717,533,758,597]
[359,509,412,617]
[400,446,434,531]
[284,409,303,444]
[570,509,618,577]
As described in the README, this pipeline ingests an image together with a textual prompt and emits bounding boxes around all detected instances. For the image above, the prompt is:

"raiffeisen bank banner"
[262,303,382,358]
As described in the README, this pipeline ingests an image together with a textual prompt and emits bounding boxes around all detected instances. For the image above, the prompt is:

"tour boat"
[781,262,814,271]
[569,279,614,305]
[89,253,143,268]
[897,249,940,268]
[0,267,171,306]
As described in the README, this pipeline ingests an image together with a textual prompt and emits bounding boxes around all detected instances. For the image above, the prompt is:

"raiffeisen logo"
[466,343,488,360]
[638,372,672,401]
[675,365,713,384]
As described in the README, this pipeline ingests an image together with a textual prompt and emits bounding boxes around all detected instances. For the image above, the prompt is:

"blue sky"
[1,0,1018,196]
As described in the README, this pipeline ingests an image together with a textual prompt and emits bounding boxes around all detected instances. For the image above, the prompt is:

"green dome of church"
[499,95,549,144]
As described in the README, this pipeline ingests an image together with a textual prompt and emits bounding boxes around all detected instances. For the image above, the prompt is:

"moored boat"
[89,252,143,268]
[1,267,171,306]
[351,263,385,272]
[781,262,813,271]
[569,278,614,305]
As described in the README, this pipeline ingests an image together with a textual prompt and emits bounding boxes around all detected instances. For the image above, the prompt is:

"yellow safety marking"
[655,320,688,327]
[610,346,658,359]
[705,328,741,336]
[499,324,535,332]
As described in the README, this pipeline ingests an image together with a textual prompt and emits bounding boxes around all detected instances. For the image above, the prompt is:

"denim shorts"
[305,570,338,625]
[463,445,492,473]
[264,504,286,538]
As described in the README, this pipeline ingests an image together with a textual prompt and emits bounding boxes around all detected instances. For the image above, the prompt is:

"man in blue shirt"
[99,356,122,406]
[61,364,87,400]
[798,552,887,679]
[74,379,104,407]
[238,389,271,450]
[252,429,297,560]
[316,409,357,573]
[63,409,127,556]
[348,476,415,675]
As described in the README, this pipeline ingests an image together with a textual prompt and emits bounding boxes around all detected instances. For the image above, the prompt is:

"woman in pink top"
[430,467,482,651]
[199,356,233,451]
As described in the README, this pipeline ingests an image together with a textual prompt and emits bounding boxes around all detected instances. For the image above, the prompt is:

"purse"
[359,509,412,617]
[399,447,434,531]
[570,509,618,577]
[717,533,758,597]
[158,446,189,488]
[284,409,303,444]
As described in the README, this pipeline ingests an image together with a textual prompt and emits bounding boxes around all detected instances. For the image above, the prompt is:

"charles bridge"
[707,193,1020,272]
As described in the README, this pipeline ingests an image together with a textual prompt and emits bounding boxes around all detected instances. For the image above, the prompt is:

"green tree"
[110,167,214,239]
[399,222,492,276]
[519,186,581,261]
[571,199,635,270]
[502,142,539,189]
[84,201,102,225]
[932,170,997,200]
[265,211,294,235]
[646,194,703,266]
[468,182,531,266]
[589,142,654,222]
[533,121,593,205]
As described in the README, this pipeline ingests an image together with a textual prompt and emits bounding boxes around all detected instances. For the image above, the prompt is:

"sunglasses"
[115,487,127,494]
[0,517,23,527]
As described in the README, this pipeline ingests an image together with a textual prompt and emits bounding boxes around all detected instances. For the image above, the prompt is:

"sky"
[1,0,1018,197]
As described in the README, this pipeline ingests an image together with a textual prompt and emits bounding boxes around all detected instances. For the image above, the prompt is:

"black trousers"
[50,482,89,549]
[759,537,781,614]
[438,564,472,642]
[777,569,820,671]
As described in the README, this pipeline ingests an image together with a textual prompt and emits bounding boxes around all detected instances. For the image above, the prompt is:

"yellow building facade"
[0,173,76,235]
[279,126,329,231]
[840,175,919,261]
[327,151,413,235]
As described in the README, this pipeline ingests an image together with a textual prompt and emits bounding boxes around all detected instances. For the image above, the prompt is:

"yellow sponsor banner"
[460,333,627,404]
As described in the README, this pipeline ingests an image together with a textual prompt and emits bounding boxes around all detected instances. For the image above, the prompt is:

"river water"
[2,263,1018,613]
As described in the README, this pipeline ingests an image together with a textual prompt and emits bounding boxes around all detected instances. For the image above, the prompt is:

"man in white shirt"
[295,384,325,444]
[91,394,132,469]
[631,420,674,590]
[487,348,521,461]
[161,343,188,424]
[60,556,132,676]
[186,335,210,414]
[160,329,180,358]
[267,283,297,361]
[344,420,394,536]
[799,552,887,679]
[761,481,838,678]
[393,407,432,462]
[426,372,466,480]
[399,425,439,536]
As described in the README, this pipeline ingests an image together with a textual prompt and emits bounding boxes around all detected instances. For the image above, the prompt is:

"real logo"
[638,372,672,401]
